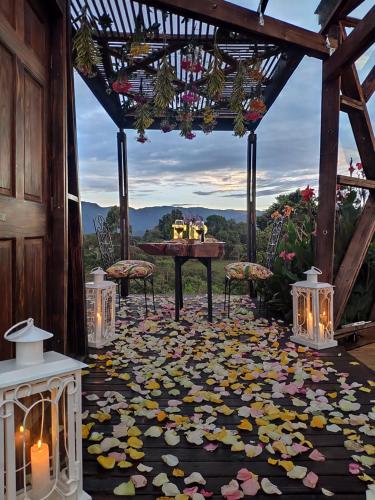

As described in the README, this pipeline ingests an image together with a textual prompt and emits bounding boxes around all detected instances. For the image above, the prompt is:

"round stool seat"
[225,262,273,280]
[106,260,155,279]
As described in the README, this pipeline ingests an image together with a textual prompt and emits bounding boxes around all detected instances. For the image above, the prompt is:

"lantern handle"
[91,266,102,272]
[4,318,34,340]
[311,266,322,274]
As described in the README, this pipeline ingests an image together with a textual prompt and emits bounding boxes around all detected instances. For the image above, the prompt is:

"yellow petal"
[97,455,116,469]
[128,448,145,460]
[127,437,143,449]
[238,419,253,431]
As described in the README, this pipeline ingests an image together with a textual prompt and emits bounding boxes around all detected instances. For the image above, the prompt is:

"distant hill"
[82,201,263,236]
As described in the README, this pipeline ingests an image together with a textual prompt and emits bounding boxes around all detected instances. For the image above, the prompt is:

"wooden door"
[0,0,67,359]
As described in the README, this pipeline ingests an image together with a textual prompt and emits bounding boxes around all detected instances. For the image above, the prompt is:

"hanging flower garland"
[248,58,264,83]
[233,111,247,138]
[181,45,204,73]
[153,54,176,115]
[206,45,225,101]
[181,90,199,105]
[112,67,132,94]
[200,106,217,135]
[160,118,176,133]
[134,84,154,143]
[229,62,247,113]
[73,5,102,77]
[177,109,195,140]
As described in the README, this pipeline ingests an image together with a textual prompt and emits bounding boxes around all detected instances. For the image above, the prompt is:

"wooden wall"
[0,0,71,359]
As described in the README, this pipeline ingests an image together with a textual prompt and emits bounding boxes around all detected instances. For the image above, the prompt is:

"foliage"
[229,62,247,113]
[206,45,225,101]
[153,55,176,115]
[106,206,120,232]
[134,101,154,135]
[73,7,102,77]
[233,112,247,138]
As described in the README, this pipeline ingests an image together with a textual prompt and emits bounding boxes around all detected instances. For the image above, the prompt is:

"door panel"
[24,237,45,325]
[0,0,58,360]
[0,240,13,359]
[0,41,14,196]
[24,72,44,202]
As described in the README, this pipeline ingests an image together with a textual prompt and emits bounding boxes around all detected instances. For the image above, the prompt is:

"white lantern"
[290,267,337,350]
[0,319,91,499]
[85,267,116,349]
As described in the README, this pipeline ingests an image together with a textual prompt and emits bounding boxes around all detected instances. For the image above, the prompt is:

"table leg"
[174,257,180,321]
[206,258,213,322]
[178,261,183,309]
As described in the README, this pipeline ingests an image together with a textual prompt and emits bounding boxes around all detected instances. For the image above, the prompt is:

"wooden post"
[117,129,130,297]
[315,58,341,283]
[247,132,257,263]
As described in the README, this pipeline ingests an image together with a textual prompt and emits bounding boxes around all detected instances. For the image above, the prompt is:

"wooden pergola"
[69,0,375,339]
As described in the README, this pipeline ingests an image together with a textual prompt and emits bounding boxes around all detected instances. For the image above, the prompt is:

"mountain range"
[82,201,262,236]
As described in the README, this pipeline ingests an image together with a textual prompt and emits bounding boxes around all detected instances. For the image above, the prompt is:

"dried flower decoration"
[181,91,199,105]
[160,119,176,133]
[112,68,132,94]
[154,55,176,115]
[206,44,225,101]
[73,5,102,77]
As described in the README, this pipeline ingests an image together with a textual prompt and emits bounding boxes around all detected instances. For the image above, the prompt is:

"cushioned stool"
[224,262,273,317]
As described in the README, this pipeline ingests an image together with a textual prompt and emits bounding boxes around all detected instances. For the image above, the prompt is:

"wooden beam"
[362,65,375,102]
[319,0,365,33]
[138,0,329,59]
[254,49,304,129]
[341,65,375,181]
[324,6,375,81]
[340,94,364,112]
[78,72,123,128]
[341,16,360,28]
[315,60,341,283]
[334,193,375,327]
[337,174,375,190]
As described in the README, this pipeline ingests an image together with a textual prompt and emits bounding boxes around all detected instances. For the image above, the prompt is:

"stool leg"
[224,277,228,311]
[228,279,232,318]
[144,279,148,316]
[151,276,156,312]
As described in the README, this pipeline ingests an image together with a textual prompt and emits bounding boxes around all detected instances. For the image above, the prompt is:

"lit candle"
[15,425,31,467]
[31,440,50,499]
[307,311,313,333]
[97,312,102,333]
[319,322,325,339]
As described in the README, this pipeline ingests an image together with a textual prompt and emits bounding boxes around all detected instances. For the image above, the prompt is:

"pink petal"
[309,449,326,462]
[204,443,218,452]
[241,477,260,496]
[291,443,309,454]
[108,452,127,462]
[349,463,361,475]
[221,480,243,499]
[200,489,214,497]
[302,471,319,489]
[236,469,253,482]
[184,487,199,495]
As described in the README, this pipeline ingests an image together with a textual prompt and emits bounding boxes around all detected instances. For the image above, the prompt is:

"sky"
[75,0,374,211]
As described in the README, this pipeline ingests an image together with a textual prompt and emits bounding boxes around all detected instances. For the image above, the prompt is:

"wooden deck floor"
[82,296,374,499]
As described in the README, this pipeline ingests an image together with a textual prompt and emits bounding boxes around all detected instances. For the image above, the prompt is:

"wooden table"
[139,241,225,321]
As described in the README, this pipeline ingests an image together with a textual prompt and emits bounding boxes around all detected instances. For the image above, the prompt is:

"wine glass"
[195,220,205,242]
[175,220,185,239]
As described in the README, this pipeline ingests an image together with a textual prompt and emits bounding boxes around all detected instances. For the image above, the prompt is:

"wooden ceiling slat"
[71,0,305,130]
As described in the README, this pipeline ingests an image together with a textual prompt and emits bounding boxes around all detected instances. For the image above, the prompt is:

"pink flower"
[244,111,263,122]
[349,463,361,475]
[181,91,199,104]
[200,489,214,497]
[348,164,355,174]
[356,162,363,170]
[279,251,295,261]
[184,487,199,495]
[185,131,196,140]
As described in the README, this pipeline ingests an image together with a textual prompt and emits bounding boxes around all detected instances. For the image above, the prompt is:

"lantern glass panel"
[318,288,333,342]
[296,288,313,340]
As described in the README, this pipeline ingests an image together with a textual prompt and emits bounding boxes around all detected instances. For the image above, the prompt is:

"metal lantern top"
[292,266,333,289]
[4,318,53,366]
[90,266,107,284]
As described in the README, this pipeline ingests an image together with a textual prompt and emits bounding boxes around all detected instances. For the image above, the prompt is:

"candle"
[15,425,31,467]
[31,440,50,499]
[319,322,325,339]
[307,311,313,334]
[97,312,102,333]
